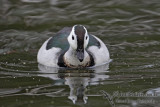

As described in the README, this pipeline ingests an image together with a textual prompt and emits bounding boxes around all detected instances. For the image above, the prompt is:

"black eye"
[72,36,74,40]
[86,36,88,40]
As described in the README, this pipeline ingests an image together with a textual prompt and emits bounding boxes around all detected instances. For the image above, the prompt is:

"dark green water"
[0,0,160,107]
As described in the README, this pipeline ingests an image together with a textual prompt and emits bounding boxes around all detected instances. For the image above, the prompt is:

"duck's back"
[37,27,72,67]
[46,27,72,50]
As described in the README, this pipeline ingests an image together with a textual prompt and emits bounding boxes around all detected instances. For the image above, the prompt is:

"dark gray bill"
[77,49,84,62]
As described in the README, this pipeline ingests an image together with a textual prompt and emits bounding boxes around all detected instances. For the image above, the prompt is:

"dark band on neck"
[88,52,95,67]
[57,50,67,67]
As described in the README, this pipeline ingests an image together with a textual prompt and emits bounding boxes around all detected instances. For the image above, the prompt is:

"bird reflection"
[38,63,110,104]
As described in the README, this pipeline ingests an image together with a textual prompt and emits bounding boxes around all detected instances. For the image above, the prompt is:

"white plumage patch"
[87,35,110,66]
[37,38,61,67]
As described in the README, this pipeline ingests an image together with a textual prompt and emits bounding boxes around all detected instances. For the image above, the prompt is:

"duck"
[37,25,110,68]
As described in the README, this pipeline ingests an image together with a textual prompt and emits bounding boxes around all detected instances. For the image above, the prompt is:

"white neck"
[64,47,90,68]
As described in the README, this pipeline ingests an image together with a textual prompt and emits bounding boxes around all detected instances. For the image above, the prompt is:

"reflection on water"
[38,63,110,104]
[0,53,160,107]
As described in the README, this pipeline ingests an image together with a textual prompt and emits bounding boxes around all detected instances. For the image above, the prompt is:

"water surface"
[0,0,160,107]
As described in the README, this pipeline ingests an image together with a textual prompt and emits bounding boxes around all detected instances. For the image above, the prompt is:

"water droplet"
[30,100,34,104]
[26,88,29,93]
[51,101,54,104]
[23,62,26,64]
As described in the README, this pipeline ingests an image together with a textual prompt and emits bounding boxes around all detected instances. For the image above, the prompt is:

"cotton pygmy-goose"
[37,25,110,68]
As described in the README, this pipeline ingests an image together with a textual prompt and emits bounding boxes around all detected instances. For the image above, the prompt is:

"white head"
[67,25,89,62]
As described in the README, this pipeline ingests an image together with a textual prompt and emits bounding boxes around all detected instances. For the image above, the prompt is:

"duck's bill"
[77,49,84,62]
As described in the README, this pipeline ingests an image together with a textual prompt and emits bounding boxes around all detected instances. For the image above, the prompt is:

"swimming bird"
[37,25,110,68]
